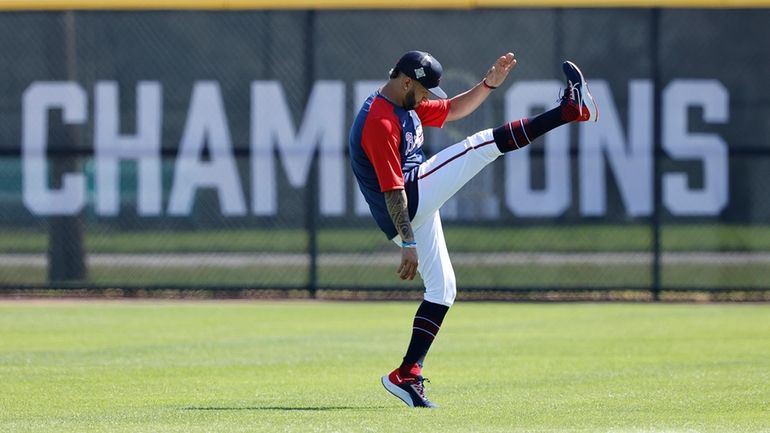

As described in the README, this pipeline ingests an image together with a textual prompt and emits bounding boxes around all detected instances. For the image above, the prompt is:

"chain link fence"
[1,9,769,300]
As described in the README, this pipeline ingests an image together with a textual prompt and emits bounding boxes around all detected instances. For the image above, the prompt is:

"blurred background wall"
[1,3,769,300]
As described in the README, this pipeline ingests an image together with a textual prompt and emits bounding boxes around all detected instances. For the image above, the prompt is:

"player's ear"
[402,76,412,91]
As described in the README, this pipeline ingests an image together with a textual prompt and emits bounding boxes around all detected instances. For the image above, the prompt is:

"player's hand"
[397,247,418,280]
[484,52,517,88]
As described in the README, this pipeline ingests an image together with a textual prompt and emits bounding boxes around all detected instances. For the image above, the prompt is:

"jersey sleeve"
[415,98,451,128]
[361,116,404,192]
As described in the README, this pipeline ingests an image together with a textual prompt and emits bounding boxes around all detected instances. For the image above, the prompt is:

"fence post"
[48,11,87,284]
[651,8,662,301]
[305,10,319,299]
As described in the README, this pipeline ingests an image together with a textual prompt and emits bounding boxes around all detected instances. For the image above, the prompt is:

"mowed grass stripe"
[0,301,768,433]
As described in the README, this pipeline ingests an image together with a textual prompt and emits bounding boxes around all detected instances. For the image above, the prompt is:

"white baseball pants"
[393,128,502,307]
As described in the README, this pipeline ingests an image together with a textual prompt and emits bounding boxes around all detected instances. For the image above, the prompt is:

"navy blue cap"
[392,50,447,99]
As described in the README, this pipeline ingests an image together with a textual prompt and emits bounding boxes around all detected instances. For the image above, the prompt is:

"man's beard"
[403,88,418,110]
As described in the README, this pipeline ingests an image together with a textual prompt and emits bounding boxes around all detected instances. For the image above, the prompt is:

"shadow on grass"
[183,406,390,411]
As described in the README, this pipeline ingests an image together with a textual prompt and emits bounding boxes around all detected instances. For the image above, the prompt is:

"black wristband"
[482,79,498,90]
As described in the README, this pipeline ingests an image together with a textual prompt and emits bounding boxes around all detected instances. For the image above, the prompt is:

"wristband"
[482,79,498,90]
[400,240,417,249]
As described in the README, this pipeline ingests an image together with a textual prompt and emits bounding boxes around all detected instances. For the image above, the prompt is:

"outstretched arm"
[445,52,517,122]
[384,189,418,281]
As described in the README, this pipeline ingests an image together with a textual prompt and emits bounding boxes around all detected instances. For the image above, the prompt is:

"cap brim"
[428,86,447,99]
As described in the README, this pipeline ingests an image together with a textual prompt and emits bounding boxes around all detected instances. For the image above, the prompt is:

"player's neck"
[379,81,405,107]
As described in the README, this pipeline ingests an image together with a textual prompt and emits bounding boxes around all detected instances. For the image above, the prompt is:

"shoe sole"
[563,60,599,122]
[381,375,415,408]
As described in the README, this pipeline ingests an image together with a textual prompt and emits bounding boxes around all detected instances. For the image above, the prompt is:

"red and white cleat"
[381,368,438,408]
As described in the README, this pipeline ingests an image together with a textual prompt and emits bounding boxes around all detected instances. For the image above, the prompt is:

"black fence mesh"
[1,9,769,300]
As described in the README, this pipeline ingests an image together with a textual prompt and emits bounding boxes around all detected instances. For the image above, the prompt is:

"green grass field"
[1,301,768,433]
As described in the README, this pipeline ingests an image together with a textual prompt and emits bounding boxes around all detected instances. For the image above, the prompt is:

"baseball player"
[349,50,598,408]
